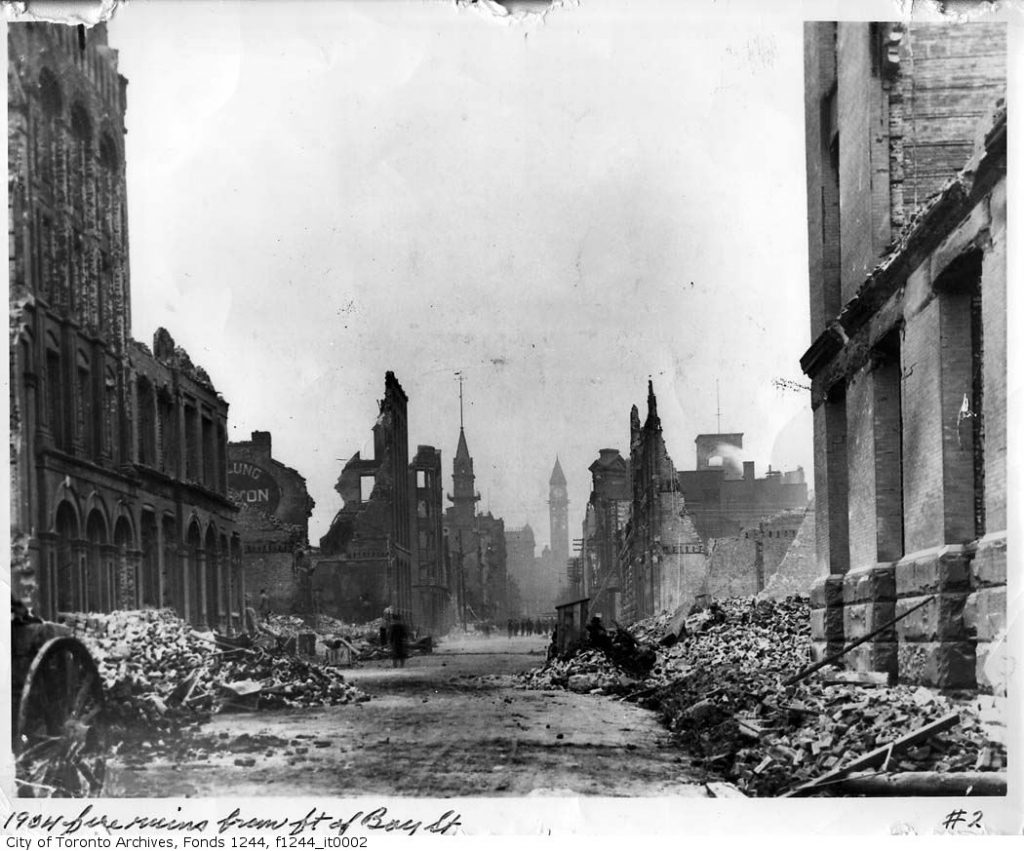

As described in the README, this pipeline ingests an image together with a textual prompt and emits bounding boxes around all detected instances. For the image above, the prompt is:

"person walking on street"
[389,613,409,668]
[259,588,271,622]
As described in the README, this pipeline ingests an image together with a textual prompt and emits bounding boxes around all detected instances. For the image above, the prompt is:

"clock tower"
[549,457,569,575]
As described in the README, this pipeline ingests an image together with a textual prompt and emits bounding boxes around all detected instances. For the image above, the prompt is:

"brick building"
[580,448,630,621]
[410,444,451,635]
[8,23,242,629]
[619,382,705,621]
[505,524,536,613]
[443,425,510,623]
[678,433,809,540]
[227,431,315,616]
[317,372,413,625]
[801,22,1006,690]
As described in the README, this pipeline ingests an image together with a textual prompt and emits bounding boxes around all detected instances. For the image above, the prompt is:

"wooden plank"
[783,711,961,797]
[833,771,1006,797]
[783,595,934,686]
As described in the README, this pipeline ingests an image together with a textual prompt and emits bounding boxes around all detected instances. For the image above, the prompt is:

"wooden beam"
[833,771,1006,797]
[784,711,961,797]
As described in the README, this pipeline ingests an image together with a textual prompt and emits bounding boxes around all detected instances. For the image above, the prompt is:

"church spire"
[645,378,661,430]
[550,455,566,487]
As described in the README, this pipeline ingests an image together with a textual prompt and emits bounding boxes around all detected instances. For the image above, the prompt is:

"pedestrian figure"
[259,588,271,622]
[548,626,558,661]
[389,613,409,668]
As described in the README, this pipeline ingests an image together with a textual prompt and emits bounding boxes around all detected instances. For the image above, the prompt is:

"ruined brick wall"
[889,24,1006,233]
[705,537,757,599]
[228,431,314,614]
[761,506,820,600]
[802,19,1006,688]
[8,23,130,349]
[836,23,891,303]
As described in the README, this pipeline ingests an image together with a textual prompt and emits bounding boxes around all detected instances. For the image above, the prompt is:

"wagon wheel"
[14,637,106,797]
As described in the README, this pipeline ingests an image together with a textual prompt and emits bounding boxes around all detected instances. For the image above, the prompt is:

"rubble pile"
[519,596,1006,796]
[66,609,369,733]
[519,648,645,695]
[519,624,657,694]
[639,596,1006,795]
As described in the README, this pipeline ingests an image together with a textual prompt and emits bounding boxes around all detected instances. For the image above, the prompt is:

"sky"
[106,0,820,547]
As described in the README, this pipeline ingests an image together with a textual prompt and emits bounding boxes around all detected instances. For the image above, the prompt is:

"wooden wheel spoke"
[15,637,108,798]
[70,670,98,718]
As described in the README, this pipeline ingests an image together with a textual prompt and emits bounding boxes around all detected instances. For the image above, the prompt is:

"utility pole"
[716,379,721,433]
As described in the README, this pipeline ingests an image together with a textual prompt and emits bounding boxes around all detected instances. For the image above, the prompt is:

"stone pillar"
[896,289,978,688]
[808,390,848,661]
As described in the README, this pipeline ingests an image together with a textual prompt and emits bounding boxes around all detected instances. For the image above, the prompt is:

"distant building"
[548,458,569,574]
[503,523,535,614]
[443,424,510,622]
[703,508,806,599]
[317,372,413,625]
[581,448,630,621]
[8,22,242,629]
[410,444,450,634]
[619,382,705,621]
[801,22,1006,690]
[678,433,808,540]
[227,431,314,616]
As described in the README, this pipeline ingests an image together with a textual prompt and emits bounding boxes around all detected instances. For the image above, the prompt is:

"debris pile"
[519,596,1007,796]
[519,623,657,695]
[65,609,369,733]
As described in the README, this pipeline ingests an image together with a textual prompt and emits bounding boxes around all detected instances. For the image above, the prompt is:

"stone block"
[975,640,1008,696]
[897,640,976,689]
[971,536,1007,588]
[811,603,844,644]
[844,600,896,641]
[843,563,895,603]
[895,548,971,596]
[896,593,968,642]
[809,574,844,608]
[844,641,898,676]
[963,586,1006,642]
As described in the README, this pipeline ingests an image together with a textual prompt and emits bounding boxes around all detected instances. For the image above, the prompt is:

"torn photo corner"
[4,0,1021,839]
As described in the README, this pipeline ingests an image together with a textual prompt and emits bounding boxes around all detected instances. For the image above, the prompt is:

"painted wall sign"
[228,461,281,515]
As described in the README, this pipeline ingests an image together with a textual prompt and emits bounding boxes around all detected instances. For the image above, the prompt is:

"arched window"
[205,525,219,630]
[77,349,94,458]
[54,502,79,613]
[85,510,108,612]
[114,516,134,609]
[69,102,92,224]
[104,366,118,463]
[35,69,62,186]
[38,69,63,115]
[186,520,203,626]
[137,376,156,466]
[45,337,65,449]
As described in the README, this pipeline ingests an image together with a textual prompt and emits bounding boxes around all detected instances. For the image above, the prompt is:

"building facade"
[619,382,705,621]
[8,22,242,629]
[317,372,413,625]
[410,444,451,635]
[678,433,809,540]
[801,22,1006,690]
[580,448,630,621]
[227,431,315,616]
[443,425,510,623]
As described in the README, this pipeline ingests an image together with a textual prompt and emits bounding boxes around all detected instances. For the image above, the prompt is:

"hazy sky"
[107,0,822,546]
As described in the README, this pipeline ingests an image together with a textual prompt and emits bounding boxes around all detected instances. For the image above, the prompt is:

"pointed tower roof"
[550,456,566,486]
[455,427,471,462]
[644,379,661,430]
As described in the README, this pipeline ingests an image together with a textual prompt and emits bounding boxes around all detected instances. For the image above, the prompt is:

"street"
[105,634,707,797]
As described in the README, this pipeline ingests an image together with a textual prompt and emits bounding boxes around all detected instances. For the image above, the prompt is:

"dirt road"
[105,634,707,797]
